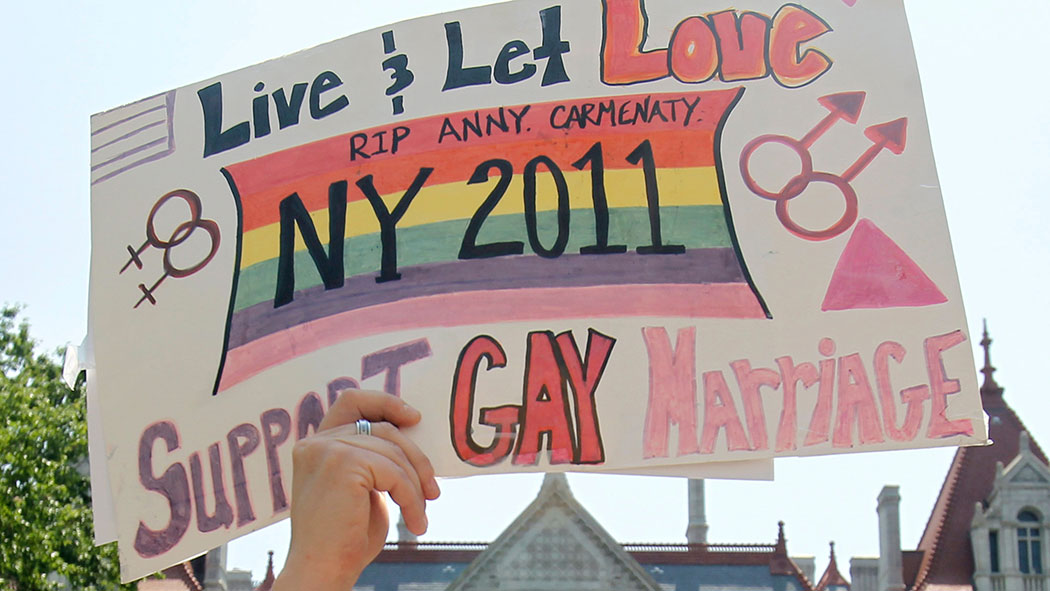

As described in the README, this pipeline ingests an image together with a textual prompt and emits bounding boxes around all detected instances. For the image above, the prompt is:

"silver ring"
[355,419,372,436]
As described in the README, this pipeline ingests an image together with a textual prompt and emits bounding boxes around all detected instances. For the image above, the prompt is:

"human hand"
[273,390,440,591]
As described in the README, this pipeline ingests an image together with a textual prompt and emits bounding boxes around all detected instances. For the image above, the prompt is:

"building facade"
[849,326,1050,591]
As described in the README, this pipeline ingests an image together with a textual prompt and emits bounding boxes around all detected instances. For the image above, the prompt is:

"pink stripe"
[217,284,765,392]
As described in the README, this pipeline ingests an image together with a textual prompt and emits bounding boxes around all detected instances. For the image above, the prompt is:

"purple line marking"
[227,249,746,348]
[91,120,166,153]
[164,90,176,153]
[91,103,166,136]
[91,147,175,185]
[91,91,177,185]
[91,137,167,171]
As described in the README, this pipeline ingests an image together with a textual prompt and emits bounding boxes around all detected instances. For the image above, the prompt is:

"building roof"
[909,324,1047,591]
[254,551,276,591]
[359,477,814,591]
[138,562,203,591]
[815,543,850,591]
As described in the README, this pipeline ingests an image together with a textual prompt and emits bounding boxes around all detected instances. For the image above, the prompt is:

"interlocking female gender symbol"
[120,189,221,308]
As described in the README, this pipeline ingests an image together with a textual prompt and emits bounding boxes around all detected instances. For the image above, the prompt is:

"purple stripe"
[91,103,167,135]
[91,147,176,185]
[91,120,166,153]
[90,137,168,171]
[227,248,748,348]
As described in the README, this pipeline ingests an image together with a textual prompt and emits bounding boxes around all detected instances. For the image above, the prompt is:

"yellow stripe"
[239,167,720,269]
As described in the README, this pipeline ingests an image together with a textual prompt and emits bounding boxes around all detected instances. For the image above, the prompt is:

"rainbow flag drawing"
[214,89,768,393]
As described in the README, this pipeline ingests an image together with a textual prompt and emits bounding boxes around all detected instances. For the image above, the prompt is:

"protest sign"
[87,0,987,579]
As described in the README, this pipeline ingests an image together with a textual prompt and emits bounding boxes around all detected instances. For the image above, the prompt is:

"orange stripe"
[225,89,738,196]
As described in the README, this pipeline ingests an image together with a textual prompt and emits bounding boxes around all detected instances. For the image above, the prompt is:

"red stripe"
[216,283,766,392]
[224,89,740,232]
[233,129,717,232]
[227,89,735,192]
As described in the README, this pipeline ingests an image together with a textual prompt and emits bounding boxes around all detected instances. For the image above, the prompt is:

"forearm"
[272,558,363,591]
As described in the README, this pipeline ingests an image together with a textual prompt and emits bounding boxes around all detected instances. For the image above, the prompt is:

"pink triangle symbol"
[822,219,947,311]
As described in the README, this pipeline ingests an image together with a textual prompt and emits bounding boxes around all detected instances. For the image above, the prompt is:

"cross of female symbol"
[739,91,908,241]
[119,189,221,308]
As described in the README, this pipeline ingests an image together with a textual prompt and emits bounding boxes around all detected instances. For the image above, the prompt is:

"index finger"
[319,389,422,432]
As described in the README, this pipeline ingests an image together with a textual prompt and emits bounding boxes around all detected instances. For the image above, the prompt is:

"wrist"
[273,554,362,591]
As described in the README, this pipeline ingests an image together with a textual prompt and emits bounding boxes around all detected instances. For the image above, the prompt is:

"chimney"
[877,486,905,591]
[203,545,229,591]
[686,479,708,544]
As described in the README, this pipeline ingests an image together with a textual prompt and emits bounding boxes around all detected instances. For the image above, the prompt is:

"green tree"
[0,306,128,591]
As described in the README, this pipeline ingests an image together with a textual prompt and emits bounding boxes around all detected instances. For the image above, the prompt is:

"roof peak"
[253,550,275,591]
[980,319,1004,398]
[815,541,850,591]
[540,472,572,495]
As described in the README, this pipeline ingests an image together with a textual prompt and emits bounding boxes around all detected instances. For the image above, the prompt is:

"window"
[1018,510,1043,574]
[990,530,1000,573]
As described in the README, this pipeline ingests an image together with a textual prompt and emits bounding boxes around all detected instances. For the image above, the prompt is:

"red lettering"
[710,11,770,82]
[450,335,520,467]
[701,370,751,453]
[770,5,832,88]
[555,329,615,464]
[669,17,719,83]
[730,359,781,451]
[924,330,974,438]
[514,332,577,465]
[775,356,819,452]
[804,356,836,447]
[600,1,832,86]
[642,327,700,458]
[601,0,669,84]
[874,341,929,442]
[833,353,884,447]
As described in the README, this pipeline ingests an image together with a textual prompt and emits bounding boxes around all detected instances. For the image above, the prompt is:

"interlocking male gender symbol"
[119,189,221,308]
[738,92,908,241]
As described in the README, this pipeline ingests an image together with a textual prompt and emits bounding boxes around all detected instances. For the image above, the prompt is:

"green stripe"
[233,205,732,311]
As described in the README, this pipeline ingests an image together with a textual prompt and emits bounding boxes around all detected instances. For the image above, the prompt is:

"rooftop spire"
[770,522,794,575]
[254,551,275,591]
[980,320,1004,398]
[815,541,850,590]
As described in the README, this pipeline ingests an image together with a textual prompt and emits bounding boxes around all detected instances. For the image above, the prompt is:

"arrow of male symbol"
[841,117,909,182]
[800,91,867,148]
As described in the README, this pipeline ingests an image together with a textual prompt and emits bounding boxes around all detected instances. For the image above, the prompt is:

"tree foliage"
[0,306,128,591]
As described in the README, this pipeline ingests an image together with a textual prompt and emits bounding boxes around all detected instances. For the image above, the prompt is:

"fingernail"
[426,478,441,499]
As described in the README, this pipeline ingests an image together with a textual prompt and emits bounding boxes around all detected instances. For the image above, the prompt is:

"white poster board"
[87,0,986,580]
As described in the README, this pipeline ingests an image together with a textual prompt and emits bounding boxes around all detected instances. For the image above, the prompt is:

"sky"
[3,0,1050,584]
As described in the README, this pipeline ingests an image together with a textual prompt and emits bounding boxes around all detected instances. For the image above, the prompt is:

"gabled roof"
[364,485,814,591]
[909,325,1047,591]
[815,543,850,591]
[138,562,203,591]
[446,473,663,591]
